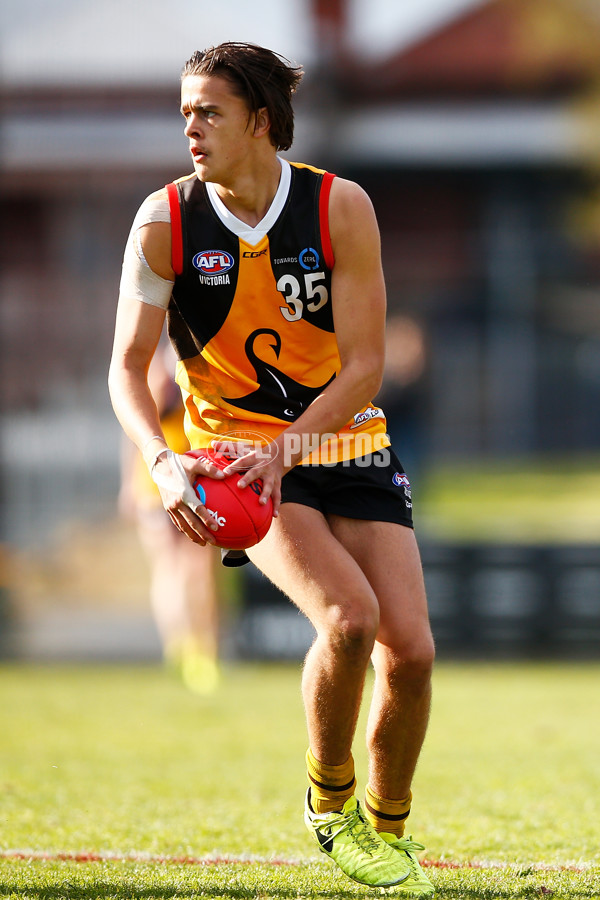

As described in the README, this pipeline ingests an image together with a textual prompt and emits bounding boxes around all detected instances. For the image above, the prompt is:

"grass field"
[0,661,598,899]
[419,456,600,544]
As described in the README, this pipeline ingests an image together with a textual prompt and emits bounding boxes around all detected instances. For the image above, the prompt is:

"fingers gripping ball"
[186,450,273,550]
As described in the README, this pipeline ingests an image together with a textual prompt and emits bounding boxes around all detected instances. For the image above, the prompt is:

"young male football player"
[108,41,435,896]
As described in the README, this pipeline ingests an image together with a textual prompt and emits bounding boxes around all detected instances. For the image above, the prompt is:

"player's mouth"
[190,146,207,162]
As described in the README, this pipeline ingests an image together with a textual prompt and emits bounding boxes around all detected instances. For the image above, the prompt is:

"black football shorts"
[280,448,414,528]
[220,448,414,566]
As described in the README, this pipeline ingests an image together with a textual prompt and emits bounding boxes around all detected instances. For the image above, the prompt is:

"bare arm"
[108,219,223,544]
[108,285,167,454]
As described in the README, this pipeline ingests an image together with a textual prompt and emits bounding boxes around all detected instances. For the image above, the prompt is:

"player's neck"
[212,155,282,228]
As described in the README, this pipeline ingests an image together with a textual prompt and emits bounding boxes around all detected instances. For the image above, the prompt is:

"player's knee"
[406,640,435,687]
[377,634,435,689]
[322,595,379,657]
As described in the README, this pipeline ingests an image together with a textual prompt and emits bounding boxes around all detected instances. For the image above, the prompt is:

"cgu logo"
[207,507,227,527]
[192,249,235,274]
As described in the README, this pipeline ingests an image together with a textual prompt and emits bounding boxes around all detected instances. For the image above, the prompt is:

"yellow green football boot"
[379,833,435,897]
[304,790,411,887]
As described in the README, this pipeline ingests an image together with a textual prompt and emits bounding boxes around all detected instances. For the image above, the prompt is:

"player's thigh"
[246,503,379,632]
[327,517,433,655]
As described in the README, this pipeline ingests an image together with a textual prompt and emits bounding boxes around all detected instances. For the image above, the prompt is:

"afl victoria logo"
[193,250,235,275]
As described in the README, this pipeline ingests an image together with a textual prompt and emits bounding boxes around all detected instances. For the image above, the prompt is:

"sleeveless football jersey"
[165,160,389,464]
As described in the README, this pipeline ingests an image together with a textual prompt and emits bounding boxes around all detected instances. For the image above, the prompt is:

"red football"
[186,449,273,550]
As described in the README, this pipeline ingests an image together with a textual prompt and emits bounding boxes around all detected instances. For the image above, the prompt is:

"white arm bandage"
[119,191,174,310]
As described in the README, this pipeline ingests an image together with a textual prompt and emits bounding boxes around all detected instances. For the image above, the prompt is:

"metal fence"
[236,542,600,660]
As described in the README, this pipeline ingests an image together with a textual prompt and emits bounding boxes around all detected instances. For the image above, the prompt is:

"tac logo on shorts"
[299,247,320,271]
[392,472,412,508]
[192,250,235,275]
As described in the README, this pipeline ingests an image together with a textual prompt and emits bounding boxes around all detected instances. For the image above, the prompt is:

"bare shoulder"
[328,176,381,257]
[139,223,173,280]
[132,186,171,225]
[144,186,170,208]
[136,186,173,280]
[329,176,375,214]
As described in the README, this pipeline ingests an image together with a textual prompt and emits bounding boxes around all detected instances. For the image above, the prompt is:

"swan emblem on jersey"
[222,328,335,420]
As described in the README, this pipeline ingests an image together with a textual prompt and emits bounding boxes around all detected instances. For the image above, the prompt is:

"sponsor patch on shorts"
[392,471,412,508]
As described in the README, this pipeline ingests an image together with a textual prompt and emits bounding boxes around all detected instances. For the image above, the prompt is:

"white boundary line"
[0,849,592,872]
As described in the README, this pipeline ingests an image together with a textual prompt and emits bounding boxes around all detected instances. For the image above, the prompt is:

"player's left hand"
[211,439,284,516]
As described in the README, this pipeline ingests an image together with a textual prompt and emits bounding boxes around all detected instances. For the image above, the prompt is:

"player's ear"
[253,107,270,138]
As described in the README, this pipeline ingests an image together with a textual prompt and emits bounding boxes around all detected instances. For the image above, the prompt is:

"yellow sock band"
[306,748,356,814]
[364,784,412,837]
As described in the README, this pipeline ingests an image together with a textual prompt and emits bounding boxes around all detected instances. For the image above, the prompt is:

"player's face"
[180,74,255,186]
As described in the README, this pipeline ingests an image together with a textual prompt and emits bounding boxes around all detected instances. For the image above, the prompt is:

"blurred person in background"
[375,314,428,489]
[119,341,221,694]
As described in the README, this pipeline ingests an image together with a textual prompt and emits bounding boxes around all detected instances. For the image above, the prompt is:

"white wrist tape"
[150,450,202,514]
[146,445,168,474]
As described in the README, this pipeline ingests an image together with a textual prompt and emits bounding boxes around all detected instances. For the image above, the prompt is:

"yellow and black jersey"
[165,160,389,464]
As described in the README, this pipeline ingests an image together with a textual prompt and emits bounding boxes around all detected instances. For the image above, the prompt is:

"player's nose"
[184,114,202,138]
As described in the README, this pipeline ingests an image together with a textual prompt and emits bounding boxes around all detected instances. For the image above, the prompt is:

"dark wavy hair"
[181,42,303,151]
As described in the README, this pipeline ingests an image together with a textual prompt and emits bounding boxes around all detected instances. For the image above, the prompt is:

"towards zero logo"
[193,250,235,275]
[299,247,320,271]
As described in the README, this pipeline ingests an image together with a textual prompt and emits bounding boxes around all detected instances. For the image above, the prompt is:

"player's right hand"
[151,449,225,544]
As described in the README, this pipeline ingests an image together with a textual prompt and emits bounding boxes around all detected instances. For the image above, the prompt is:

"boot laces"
[390,835,426,877]
[324,806,381,855]
[393,836,425,855]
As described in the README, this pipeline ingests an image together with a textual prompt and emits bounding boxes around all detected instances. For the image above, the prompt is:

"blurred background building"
[1,0,600,661]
